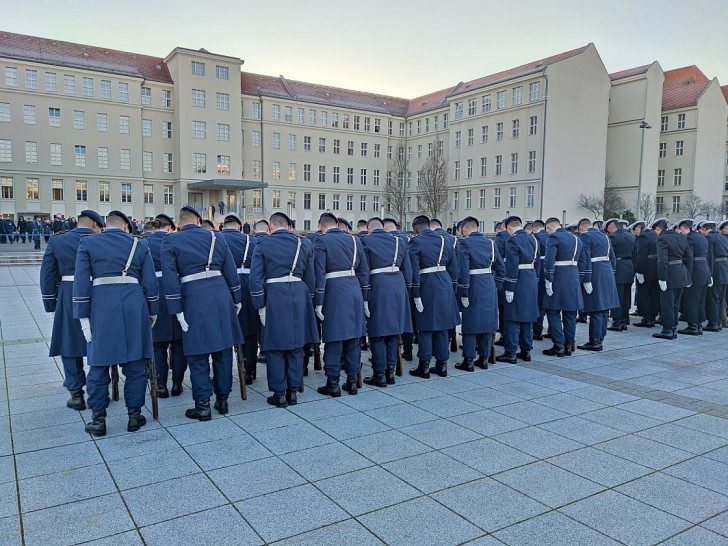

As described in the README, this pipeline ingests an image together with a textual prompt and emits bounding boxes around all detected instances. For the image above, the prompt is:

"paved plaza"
[1,266,728,545]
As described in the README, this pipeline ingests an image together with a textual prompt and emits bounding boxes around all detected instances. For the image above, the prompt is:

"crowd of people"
[0,214,80,248]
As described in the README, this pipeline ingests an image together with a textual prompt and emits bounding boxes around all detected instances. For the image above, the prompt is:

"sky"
[3,0,728,98]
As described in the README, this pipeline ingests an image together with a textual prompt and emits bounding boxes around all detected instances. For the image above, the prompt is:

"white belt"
[470,268,492,275]
[266,275,302,284]
[421,265,446,274]
[370,266,400,275]
[518,264,534,270]
[591,256,609,262]
[540,256,545,259]
[237,267,251,275]
[325,270,356,280]
[61,275,74,282]
[155,271,163,278]
[93,276,139,286]
[554,260,577,266]
[180,270,222,284]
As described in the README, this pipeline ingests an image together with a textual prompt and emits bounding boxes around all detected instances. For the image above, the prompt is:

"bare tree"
[383,139,412,226]
[576,172,626,220]
[576,193,604,219]
[699,200,722,220]
[639,192,657,222]
[681,194,703,219]
[418,138,449,219]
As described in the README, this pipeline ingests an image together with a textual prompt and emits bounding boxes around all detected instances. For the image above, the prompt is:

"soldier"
[430,218,459,353]
[361,217,412,386]
[541,218,586,357]
[634,221,659,328]
[704,220,728,331]
[577,218,619,351]
[384,218,416,362]
[531,219,548,340]
[337,217,352,233]
[677,219,709,335]
[40,210,105,410]
[221,214,260,384]
[250,212,319,407]
[605,218,636,331]
[494,220,510,346]
[161,206,244,420]
[73,210,158,436]
[356,219,368,237]
[652,218,692,339]
[147,214,187,397]
[496,216,540,363]
[454,216,505,371]
[314,212,370,396]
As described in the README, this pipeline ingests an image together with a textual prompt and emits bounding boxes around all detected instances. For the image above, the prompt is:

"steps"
[0,252,44,266]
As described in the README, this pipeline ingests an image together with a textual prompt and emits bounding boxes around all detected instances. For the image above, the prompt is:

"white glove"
[234,302,242,315]
[315,305,325,321]
[709,277,714,288]
[149,315,157,328]
[176,312,189,332]
[79,317,92,343]
[363,301,370,318]
[545,281,553,297]
[584,282,593,295]
[258,307,266,326]
[659,280,667,292]
[461,297,470,308]
[505,291,514,303]
[414,297,424,313]
[636,273,645,284]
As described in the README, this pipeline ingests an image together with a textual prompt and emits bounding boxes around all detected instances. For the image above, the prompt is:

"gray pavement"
[1,265,728,545]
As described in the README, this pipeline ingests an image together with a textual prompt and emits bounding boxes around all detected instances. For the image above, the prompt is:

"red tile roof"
[662,66,710,111]
[407,85,459,116]
[609,64,652,81]
[721,85,728,105]
[0,30,172,83]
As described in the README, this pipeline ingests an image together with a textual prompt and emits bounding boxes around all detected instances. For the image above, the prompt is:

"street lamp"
[637,120,652,217]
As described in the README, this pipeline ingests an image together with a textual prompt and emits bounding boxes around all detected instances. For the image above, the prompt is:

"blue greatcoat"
[361,228,412,337]
[147,231,183,343]
[249,229,319,351]
[609,228,636,284]
[40,227,95,357]
[73,229,159,367]
[542,228,586,312]
[457,231,505,334]
[496,230,510,305]
[408,228,461,331]
[161,225,243,356]
[657,231,692,289]
[707,230,728,285]
[503,229,540,322]
[635,229,659,281]
[685,231,710,287]
[314,228,370,342]
[534,229,548,304]
[580,228,619,312]
[221,228,260,337]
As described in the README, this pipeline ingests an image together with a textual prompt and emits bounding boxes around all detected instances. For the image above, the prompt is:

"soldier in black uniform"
[605,218,636,331]
[652,218,692,339]
[677,219,710,335]
[634,222,659,328]
[703,221,728,331]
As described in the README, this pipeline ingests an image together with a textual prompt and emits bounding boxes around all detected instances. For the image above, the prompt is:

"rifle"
[236,344,247,400]
[396,342,403,377]
[357,362,363,389]
[313,343,322,371]
[145,359,159,419]
[111,365,120,401]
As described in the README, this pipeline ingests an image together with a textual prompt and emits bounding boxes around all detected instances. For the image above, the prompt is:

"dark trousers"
[546,310,576,345]
[706,284,727,324]
[323,339,360,379]
[463,332,492,359]
[417,330,448,362]
[87,360,146,410]
[588,311,608,341]
[504,321,533,353]
[153,340,186,385]
[660,288,683,330]
[681,285,707,324]
[242,335,258,373]
[33,234,40,249]
[187,348,233,402]
[533,308,545,336]
[612,283,632,321]
[266,348,303,392]
[370,336,399,372]
[498,304,504,334]
[61,356,86,392]
[639,281,659,319]
[401,332,414,354]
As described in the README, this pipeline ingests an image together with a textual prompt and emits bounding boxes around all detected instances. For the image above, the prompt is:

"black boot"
[185,399,212,421]
[157,383,170,398]
[474,355,488,370]
[430,360,447,378]
[634,318,655,328]
[171,382,183,396]
[455,358,474,372]
[516,350,531,362]
[342,376,358,395]
[607,320,625,332]
[704,322,723,332]
[401,348,413,362]
[697,323,703,335]
[385,364,396,385]
[409,360,431,379]
[577,339,603,351]
[84,409,106,436]
[286,388,298,406]
[494,336,505,346]
[267,391,288,408]
[678,324,700,336]
[496,352,517,364]
[363,370,387,387]
[564,343,574,357]
[214,395,229,415]
[543,344,565,357]
[66,389,86,411]
[653,328,677,340]
[317,376,341,397]
[450,336,458,353]
[244,372,254,385]
[127,407,147,432]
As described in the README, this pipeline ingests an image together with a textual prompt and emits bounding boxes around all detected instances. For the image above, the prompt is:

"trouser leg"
[385,336,399,367]
[401,332,413,353]
[370,337,387,372]
[462,334,476,359]
[697,287,707,323]
[266,350,286,392]
[533,308,545,336]
[170,340,186,384]
[342,338,361,379]
[659,289,677,329]
[546,310,565,345]
[504,321,520,353]
[210,348,233,397]
[243,335,258,373]
[121,360,147,409]
[187,354,213,402]
[431,330,449,361]
[479,333,492,358]
[153,342,170,383]
[323,341,343,379]
[417,331,433,362]
[672,288,683,328]
[285,348,303,390]
[86,366,111,410]
[519,322,533,351]
[707,285,727,324]
[643,282,659,319]
[563,311,576,344]
[61,356,86,392]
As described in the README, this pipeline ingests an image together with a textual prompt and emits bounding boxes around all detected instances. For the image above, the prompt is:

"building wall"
[693,80,728,206]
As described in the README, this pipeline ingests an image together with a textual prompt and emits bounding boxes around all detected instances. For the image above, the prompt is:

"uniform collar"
[181,224,200,231]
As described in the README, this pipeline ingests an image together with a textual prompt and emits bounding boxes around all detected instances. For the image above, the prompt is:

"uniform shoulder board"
[134,234,148,239]
[52,230,68,236]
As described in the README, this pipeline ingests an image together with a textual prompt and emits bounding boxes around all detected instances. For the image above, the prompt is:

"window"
[143,151,153,172]
[164,184,174,204]
[465,190,472,209]
[144,184,154,204]
[309,109,316,126]
[216,154,230,174]
[497,90,507,109]
[332,112,340,128]
[467,128,474,146]
[529,81,540,102]
[529,115,538,135]
[527,186,535,208]
[375,118,381,133]
[398,121,404,135]
[466,159,473,179]
[495,155,503,176]
[661,116,668,132]
[659,143,666,158]
[455,131,461,148]
[387,145,392,159]
[216,65,228,80]
[252,160,261,179]
[374,143,380,158]
[417,145,422,159]
[272,161,281,180]
[94,181,108,203]
[512,119,519,138]
[192,121,206,139]
[347,141,354,156]
[163,153,173,174]
[657,169,665,187]
[467,99,477,116]
[270,190,281,209]
[319,138,326,153]
[528,151,536,173]
[453,191,459,210]
[63,74,75,94]
[480,157,487,177]
[675,140,684,156]
[71,110,85,130]
[192,89,206,107]
[193,153,206,173]
[656,196,664,214]
[1,177,13,199]
[320,111,327,127]
[304,164,311,182]
[479,189,486,208]
[49,107,61,127]
[347,168,354,184]
[373,169,380,186]
[507,187,516,208]
[216,92,229,111]
[48,179,62,201]
[289,134,296,151]
[284,106,293,122]
[510,153,518,174]
[304,193,311,210]
[482,95,492,113]
[677,113,685,130]
[118,82,129,102]
[25,69,37,90]
[481,125,489,143]
[673,168,682,186]
[93,113,107,133]
[354,115,362,131]
[512,86,523,106]
[50,143,62,165]
[76,180,87,201]
[496,122,503,141]
[333,166,340,184]
[74,145,86,167]
[373,195,380,211]
[251,130,260,147]
[320,194,327,210]
[288,163,296,181]
[672,196,680,213]
[0,102,8,122]
[162,121,172,138]
[97,147,109,169]
[121,183,132,203]
[270,103,280,121]
[100,79,111,99]
[141,86,150,105]
[119,115,130,134]
[252,189,262,208]
[120,149,131,170]
[361,142,368,156]
[141,118,152,137]
[360,195,367,212]
[346,194,353,211]
[45,72,57,92]
[454,102,463,119]
[271,131,280,148]
[360,168,367,185]
[25,141,37,164]
[494,189,502,209]
[304,136,312,152]
[332,194,340,211]
[319,165,326,183]
[191,61,205,76]
[454,161,461,180]
[162,90,172,108]
[0,140,10,162]
[26,178,39,200]
[297,108,304,124]
[217,123,231,142]
[364,117,370,131]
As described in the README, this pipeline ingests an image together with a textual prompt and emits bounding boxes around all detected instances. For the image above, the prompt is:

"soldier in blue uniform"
[161,206,244,420]
[337,217,352,233]
[634,222,659,328]
[361,217,412,386]
[494,221,510,346]
[531,219,548,340]
[384,218,416,361]
[704,221,728,331]
[577,218,619,351]
[147,213,187,397]
[652,218,693,339]
[221,214,260,384]
[314,213,370,396]
[676,219,709,335]
[249,212,319,407]
[541,218,586,357]
[73,211,158,436]
[605,218,636,331]
[454,216,505,371]
[431,218,459,353]
[40,210,105,410]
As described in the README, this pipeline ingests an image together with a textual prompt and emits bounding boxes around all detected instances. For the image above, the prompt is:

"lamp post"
[637,120,652,218]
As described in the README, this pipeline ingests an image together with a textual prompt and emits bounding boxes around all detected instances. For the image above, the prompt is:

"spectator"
[17,216,27,243]
[43,218,51,242]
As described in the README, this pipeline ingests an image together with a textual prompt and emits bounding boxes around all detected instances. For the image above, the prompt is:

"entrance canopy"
[186,179,268,190]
